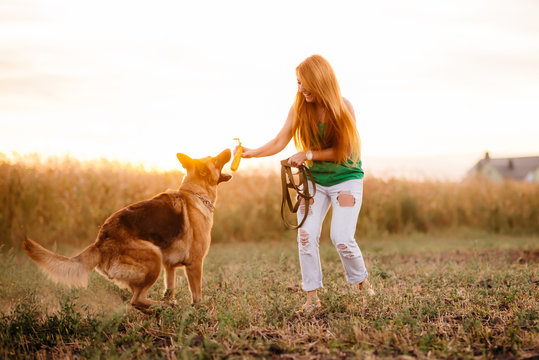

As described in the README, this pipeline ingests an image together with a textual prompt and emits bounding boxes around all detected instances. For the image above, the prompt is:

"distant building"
[467,152,539,182]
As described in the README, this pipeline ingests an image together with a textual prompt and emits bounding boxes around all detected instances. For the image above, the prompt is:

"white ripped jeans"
[297,178,368,291]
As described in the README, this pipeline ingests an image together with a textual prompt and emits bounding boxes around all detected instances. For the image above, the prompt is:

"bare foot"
[358,278,375,296]
[298,298,321,313]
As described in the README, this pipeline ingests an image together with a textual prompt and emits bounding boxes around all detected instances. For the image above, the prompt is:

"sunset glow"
[1,0,538,179]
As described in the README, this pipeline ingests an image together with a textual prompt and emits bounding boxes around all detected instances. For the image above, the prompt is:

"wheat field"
[1,154,538,248]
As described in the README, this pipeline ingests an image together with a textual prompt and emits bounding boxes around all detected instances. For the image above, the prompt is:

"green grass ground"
[1,233,538,359]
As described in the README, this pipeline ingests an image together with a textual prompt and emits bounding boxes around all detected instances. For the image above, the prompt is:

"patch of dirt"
[378,248,539,265]
[504,248,539,264]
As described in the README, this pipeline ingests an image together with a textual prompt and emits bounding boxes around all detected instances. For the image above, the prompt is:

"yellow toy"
[230,138,242,171]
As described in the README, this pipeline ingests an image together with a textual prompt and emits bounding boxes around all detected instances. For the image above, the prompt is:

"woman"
[239,54,374,311]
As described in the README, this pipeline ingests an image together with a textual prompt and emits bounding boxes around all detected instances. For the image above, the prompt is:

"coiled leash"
[280,159,317,230]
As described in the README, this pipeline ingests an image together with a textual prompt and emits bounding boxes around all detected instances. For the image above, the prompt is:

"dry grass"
[1,234,538,359]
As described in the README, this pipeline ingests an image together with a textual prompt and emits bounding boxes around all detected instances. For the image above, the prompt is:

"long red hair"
[293,55,361,164]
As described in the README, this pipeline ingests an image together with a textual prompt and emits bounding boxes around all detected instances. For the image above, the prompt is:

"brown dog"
[23,149,232,311]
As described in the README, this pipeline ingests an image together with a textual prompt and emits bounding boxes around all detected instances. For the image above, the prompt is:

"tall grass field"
[1,155,538,359]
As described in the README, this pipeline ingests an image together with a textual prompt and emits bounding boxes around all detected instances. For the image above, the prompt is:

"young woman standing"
[239,54,374,311]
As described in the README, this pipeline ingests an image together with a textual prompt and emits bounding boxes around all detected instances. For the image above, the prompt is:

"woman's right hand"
[234,146,256,158]
[239,147,256,158]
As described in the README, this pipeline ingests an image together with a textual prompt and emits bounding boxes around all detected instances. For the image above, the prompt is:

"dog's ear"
[214,149,232,167]
[176,153,194,170]
[218,173,232,183]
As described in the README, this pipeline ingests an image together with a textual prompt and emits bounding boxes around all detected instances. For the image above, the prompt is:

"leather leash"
[280,159,317,230]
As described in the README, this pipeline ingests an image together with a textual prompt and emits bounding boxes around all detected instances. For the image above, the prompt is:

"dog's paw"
[163,289,174,298]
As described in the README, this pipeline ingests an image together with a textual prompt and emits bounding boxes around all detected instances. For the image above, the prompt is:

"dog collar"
[186,191,215,212]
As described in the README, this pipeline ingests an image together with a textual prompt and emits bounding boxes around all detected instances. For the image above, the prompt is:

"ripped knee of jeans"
[337,191,355,207]
[336,243,358,259]
[299,229,309,246]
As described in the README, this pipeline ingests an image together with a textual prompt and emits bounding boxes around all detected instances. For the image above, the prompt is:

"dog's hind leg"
[129,255,162,311]
[163,265,177,302]
[130,286,159,313]
[185,261,203,305]
[105,241,163,312]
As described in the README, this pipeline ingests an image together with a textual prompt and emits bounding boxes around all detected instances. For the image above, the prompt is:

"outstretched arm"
[240,105,295,158]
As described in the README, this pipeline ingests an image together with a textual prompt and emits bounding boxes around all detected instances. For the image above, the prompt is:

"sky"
[1,0,538,180]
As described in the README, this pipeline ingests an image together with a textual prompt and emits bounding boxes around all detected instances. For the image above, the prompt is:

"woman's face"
[297,77,315,103]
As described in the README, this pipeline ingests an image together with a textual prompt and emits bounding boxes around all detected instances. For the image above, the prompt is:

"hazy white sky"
[1,0,538,179]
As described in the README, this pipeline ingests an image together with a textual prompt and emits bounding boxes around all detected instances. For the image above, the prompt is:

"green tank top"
[307,123,364,186]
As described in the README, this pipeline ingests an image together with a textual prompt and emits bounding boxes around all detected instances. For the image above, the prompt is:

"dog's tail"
[22,237,100,287]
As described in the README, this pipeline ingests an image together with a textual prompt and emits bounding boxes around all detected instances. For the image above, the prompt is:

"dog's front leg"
[185,261,203,305]
[163,265,177,302]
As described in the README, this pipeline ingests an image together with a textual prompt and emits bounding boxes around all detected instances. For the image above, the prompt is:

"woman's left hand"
[288,151,307,167]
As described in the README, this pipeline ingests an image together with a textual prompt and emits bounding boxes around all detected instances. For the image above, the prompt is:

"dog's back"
[97,193,187,249]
